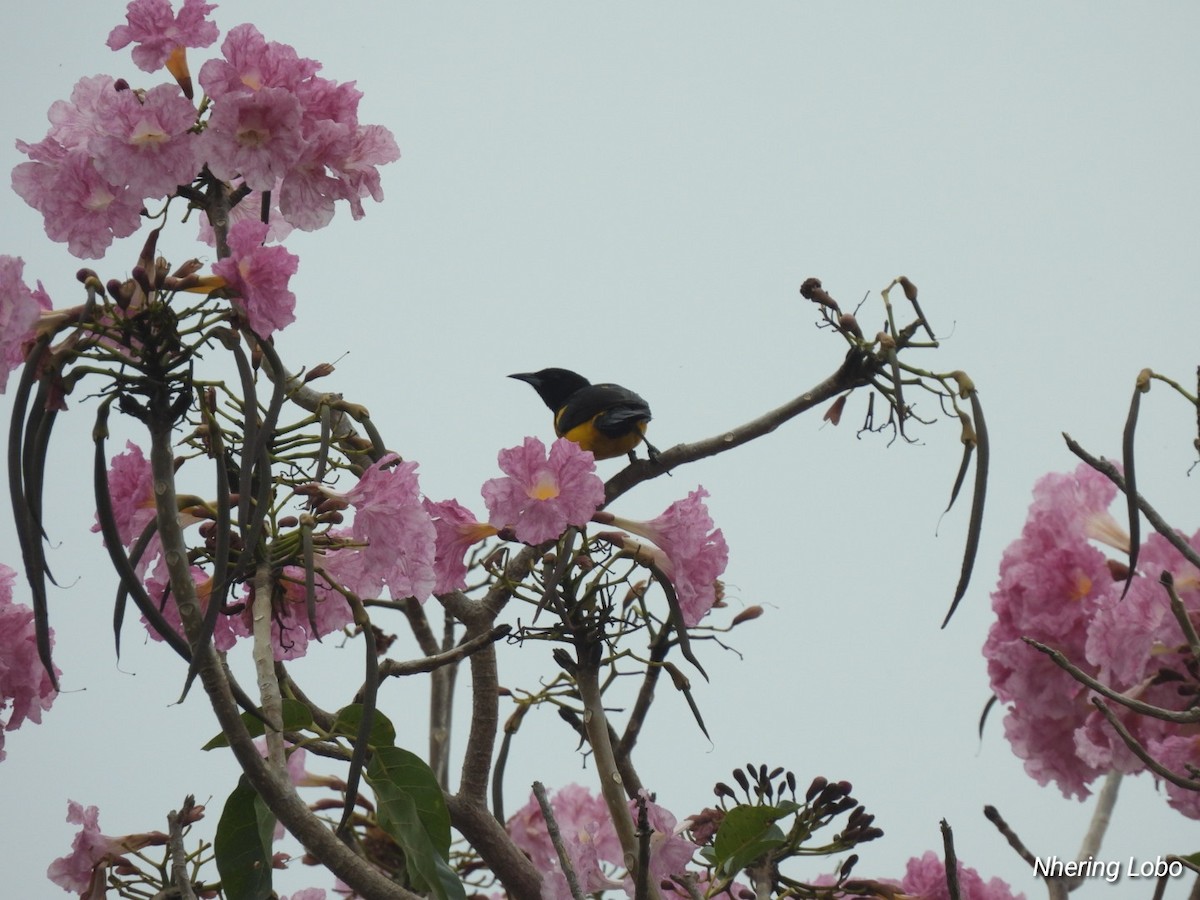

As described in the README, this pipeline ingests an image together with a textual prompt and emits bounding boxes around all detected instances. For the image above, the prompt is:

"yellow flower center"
[1069,573,1092,602]
[528,471,560,502]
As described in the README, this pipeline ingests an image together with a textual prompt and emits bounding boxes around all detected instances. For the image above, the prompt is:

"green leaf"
[365,747,463,900]
[331,704,397,749]
[712,805,788,876]
[214,776,275,900]
[202,698,313,750]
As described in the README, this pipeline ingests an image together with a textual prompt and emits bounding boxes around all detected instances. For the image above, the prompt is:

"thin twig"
[939,820,960,900]
[1064,434,1200,575]
[166,798,198,900]
[1025,639,1200,724]
[1091,698,1200,790]
[1161,572,1200,662]
[604,360,873,504]
[533,781,585,900]
[983,807,1067,900]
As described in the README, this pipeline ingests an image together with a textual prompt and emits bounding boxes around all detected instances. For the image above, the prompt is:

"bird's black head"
[508,367,591,411]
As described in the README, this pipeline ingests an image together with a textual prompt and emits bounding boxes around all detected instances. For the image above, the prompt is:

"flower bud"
[800,276,840,312]
[107,278,134,310]
[131,265,154,297]
[171,258,203,279]
[950,370,975,398]
[303,363,336,383]
[1105,558,1131,582]
[730,605,763,627]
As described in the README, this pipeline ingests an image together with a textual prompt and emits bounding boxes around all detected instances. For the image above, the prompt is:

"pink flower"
[0,256,51,393]
[598,488,729,626]
[281,891,328,900]
[507,784,623,900]
[482,437,605,545]
[107,0,219,73]
[198,23,321,100]
[200,86,306,191]
[142,562,240,652]
[423,498,499,594]
[0,564,58,762]
[227,566,354,662]
[626,792,697,889]
[12,148,144,259]
[1080,528,1200,777]
[508,784,699,900]
[90,83,199,199]
[1088,530,1200,688]
[92,440,156,548]
[983,464,1127,799]
[331,124,400,222]
[899,851,1025,900]
[323,455,437,604]
[44,75,118,150]
[1145,735,1200,819]
[295,74,362,130]
[46,802,166,895]
[278,119,356,231]
[277,120,400,230]
[211,218,299,337]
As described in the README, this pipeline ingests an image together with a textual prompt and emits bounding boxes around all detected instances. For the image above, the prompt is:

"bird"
[509,367,661,463]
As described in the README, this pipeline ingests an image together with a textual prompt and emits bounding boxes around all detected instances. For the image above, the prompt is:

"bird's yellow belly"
[560,419,647,460]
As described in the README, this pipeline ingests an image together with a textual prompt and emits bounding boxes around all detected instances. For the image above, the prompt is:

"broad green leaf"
[214,776,275,900]
[712,805,788,876]
[203,698,313,750]
[331,704,397,749]
[365,747,463,900]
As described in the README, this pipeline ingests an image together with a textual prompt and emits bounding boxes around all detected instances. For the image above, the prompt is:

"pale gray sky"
[2,3,1200,898]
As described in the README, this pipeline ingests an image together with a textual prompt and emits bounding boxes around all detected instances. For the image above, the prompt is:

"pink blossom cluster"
[91,437,602,660]
[0,564,59,762]
[507,783,697,900]
[13,0,398,259]
[90,436,725,664]
[985,463,1200,815]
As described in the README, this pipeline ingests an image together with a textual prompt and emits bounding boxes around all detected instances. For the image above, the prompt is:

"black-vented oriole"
[509,368,660,462]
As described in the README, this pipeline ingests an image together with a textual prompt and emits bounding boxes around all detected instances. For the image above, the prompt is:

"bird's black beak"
[508,372,538,385]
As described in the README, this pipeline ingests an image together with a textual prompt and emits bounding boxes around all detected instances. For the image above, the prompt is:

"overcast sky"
[3,3,1200,898]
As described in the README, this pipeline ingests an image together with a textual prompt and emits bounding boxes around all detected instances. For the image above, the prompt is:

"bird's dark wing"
[555,383,652,438]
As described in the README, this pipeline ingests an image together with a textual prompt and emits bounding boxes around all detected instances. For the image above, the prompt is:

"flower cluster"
[985,463,1200,813]
[507,784,697,900]
[14,0,399,262]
